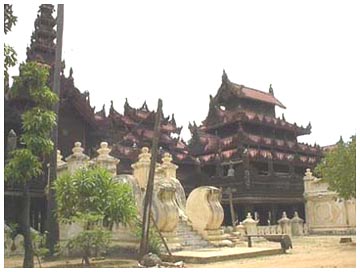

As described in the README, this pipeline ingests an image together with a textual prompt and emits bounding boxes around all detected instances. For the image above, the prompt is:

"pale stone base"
[203,229,234,247]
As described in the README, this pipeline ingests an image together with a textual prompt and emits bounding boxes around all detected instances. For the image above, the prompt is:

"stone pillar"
[65,142,90,174]
[161,152,178,179]
[242,212,258,235]
[278,211,291,235]
[131,147,151,190]
[91,142,120,176]
[290,211,304,236]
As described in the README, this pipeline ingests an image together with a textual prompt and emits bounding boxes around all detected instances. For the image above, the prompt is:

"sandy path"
[4,235,356,268]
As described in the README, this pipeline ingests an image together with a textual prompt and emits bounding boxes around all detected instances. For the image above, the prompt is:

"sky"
[4,0,360,146]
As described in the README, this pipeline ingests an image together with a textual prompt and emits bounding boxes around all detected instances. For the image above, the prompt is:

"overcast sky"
[4,0,359,146]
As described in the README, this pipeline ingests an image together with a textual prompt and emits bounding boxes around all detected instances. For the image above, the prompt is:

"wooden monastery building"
[4,5,322,233]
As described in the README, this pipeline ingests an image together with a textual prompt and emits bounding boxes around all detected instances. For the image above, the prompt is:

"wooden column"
[139,99,162,259]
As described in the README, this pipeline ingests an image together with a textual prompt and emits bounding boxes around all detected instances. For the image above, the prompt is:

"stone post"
[65,142,90,174]
[290,211,304,236]
[91,142,119,176]
[242,212,258,235]
[278,211,291,235]
[161,152,178,179]
[131,147,151,190]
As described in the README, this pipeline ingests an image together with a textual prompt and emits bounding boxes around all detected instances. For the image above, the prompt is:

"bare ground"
[4,235,356,268]
[188,235,356,268]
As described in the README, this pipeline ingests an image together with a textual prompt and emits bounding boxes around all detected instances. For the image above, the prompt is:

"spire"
[269,84,274,95]
[222,69,228,83]
[282,113,286,121]
[26,4,56,65]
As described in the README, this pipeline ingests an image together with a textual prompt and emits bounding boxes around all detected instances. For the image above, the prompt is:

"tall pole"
[46,4,64,254]
[139,99,162,259]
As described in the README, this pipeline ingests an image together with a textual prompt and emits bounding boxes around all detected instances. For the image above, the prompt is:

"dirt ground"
[4,235,356,268]
[189,235,356,268]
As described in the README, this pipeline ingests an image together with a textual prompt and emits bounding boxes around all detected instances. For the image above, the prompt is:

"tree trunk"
[22,184,34,268]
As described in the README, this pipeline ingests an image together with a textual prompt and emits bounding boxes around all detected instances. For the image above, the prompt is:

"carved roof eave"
[242,133,321,155]
[200,110,311,136]
[60,76,97,129]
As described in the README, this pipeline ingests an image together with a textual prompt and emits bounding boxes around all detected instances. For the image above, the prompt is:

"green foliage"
[315,135,356,199]
[12,62,58,107]
[4,44,17,78]
[4,4,17,34]
[5,62,58,185]
[4,149,42,184]
[55,166,138,265]
[4,4,17,92]
[54,166,138,227]
[31,230,49,267]
[133,219,162,255]
[66,226,111,266]
[4,61,58,268]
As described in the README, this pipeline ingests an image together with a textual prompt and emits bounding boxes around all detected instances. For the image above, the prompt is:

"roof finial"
[269,84,274,95]
[110,100,114,112]
[282,113,286,121]
[222,69,228,82]
[306,121,312,131]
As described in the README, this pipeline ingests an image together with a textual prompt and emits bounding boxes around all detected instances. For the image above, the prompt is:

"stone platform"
[161,246,283,264]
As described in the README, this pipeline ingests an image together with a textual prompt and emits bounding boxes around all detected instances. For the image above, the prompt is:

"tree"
[4,4,18,93]
[4,62,58,267]
[54,166,137,266]
[315,135,356,200]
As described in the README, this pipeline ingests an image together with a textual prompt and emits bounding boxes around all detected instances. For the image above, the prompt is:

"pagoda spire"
[26,4,57,66]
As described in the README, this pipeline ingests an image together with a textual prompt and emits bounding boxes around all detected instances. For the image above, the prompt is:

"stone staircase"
[173,220,213,251]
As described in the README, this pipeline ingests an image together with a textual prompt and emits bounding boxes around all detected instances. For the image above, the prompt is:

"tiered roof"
[189,71,322,166]
[214,71,286,109]
[26,4,56,65]
[94,99,197,165]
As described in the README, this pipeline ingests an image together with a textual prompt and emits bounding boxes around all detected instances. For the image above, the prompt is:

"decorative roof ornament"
[282,113,286,121]
[222,69,229,83]
[306,121,312,131]
[269,84,274,95]
[141,101,149,111]
[69,67,73,79]
[109,100,115,114]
